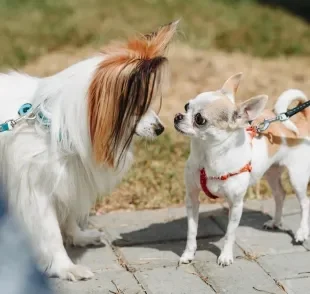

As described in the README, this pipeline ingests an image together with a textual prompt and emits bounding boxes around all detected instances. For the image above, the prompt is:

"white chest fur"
[188,130,269,200]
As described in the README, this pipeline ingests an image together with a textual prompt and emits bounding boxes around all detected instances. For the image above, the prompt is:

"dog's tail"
[88,20,179,167]
[274,89,308,135]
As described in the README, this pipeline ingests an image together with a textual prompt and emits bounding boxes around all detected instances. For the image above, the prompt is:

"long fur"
[0,21,178,281]
[88,46,167,166]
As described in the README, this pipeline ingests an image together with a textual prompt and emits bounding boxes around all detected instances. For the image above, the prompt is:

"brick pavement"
[52,197,310,294]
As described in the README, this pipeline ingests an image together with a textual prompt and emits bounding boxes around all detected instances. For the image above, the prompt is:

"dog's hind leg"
[263,165,286,230]
[287,163,310,243]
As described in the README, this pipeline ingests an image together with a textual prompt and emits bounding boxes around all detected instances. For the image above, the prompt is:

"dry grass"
[23,43,310,211]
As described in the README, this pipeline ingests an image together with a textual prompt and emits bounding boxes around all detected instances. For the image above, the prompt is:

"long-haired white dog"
[0,21,178,281]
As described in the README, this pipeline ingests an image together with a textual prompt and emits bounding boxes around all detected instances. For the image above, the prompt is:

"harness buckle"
[256,112,289,132]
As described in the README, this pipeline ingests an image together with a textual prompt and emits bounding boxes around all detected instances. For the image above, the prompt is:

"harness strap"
[200,127,256,199]
[200,169,219,200]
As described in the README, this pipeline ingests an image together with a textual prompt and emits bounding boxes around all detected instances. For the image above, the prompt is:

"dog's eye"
[184,103,189,112]
[194,113,207,126]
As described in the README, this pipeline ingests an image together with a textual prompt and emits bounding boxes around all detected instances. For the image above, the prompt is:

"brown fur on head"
[88,21,178,167]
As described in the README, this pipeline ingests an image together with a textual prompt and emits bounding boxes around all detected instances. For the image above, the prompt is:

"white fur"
[0,56,164,281]
[176,85,310,266]
[274,89,307,135]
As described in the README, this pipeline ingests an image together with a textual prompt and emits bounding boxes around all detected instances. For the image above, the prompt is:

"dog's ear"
[142,20,179,55]
[234,95,268,126]
[221,72,243,103]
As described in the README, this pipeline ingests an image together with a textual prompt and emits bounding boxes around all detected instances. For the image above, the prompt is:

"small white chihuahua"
[174,73,310,266]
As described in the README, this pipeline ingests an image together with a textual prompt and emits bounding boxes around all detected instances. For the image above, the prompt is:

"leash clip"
[256,112,289,132]
[256,119,272,132]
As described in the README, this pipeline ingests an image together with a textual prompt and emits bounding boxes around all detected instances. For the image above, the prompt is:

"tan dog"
[174,73,310,266]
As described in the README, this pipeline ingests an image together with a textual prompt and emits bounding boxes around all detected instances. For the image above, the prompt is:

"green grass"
[0,0,310,68]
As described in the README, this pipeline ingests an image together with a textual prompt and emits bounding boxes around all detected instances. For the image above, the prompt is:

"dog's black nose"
[155,125,165,136]
[174,113,184,123]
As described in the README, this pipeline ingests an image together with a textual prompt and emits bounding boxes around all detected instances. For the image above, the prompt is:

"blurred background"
[1,0,310,212]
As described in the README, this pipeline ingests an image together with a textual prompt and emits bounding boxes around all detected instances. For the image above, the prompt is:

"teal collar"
[0,103,51,133]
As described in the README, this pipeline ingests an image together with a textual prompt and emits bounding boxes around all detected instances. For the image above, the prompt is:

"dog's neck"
[191,128,252,177]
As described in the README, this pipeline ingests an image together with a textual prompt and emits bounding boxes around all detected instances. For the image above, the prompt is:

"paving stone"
[48,200,310,293]
[135,265,215,294]
[52,270,143,294]
[92,203,223,228]
[242,199,270,212]
[277,197,302,216]
[281,277,310,294]
[223,198,302,218]
[119,237,244,271]
[282,213,310,250]
[119,243,181,270]
[259,197,302,217]
[302,240,310,251]
[258,251,310,280]
[195,258,285,294]
[104,213,224,246]
[214,211,306,256]
[222,199,275,214]
[67,245,122,272]
[165,203,224,220]
[282,213,302,233]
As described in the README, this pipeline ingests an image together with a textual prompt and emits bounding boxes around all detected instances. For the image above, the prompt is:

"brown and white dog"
[174,73,310,266]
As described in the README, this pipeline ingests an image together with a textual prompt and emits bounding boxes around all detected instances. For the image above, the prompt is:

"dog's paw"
[263,220,284,230]
[295,227,309,243]
[49,264,94,281]
[217,251,233,266]
[71,229,105,247]
[179,250,195,264]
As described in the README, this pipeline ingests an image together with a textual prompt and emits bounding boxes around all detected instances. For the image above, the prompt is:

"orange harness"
[200,126,257,199]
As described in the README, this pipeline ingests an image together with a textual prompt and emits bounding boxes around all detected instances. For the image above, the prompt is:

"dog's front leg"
[218,199,243,266]
[179,164,200,264]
